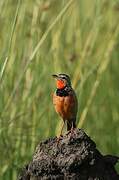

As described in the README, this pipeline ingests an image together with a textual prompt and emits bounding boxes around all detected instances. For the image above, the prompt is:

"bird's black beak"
[52,74,59,79]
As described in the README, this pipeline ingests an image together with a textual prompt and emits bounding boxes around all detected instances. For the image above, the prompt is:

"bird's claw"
[56,135,63,145]
[67,128,76,139]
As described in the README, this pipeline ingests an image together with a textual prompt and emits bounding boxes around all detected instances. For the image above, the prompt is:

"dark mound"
[18,129,119,180]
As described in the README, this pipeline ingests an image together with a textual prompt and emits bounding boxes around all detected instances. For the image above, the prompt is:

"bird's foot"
[56,134,63,145]
[67,128,76,139]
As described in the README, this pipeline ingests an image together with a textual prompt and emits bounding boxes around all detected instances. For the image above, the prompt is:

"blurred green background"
[0,0,119,179]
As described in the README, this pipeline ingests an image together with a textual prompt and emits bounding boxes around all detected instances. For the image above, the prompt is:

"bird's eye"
[62,77,66,80]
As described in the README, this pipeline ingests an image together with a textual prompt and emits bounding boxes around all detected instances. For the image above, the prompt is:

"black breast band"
[56,88,69,97]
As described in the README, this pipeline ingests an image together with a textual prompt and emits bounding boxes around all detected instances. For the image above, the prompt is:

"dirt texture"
[18,129,119,180]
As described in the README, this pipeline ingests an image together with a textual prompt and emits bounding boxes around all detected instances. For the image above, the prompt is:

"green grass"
[0,0,119,179]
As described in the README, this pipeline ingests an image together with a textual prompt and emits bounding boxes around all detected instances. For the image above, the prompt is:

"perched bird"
[52,73,78,136]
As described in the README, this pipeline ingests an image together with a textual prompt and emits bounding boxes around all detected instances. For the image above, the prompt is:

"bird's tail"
[67,118,76,131]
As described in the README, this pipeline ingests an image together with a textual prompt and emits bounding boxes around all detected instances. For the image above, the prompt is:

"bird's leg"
[56,120,65,144]
[69,121,76,138]
[70,121,74,136]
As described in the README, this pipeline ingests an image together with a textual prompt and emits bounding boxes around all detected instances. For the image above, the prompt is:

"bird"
[52,73,78,137]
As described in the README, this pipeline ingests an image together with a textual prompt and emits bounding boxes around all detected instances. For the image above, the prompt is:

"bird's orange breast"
[53,92,77,120]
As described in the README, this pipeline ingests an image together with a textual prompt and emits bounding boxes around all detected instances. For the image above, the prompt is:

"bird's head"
[52,73,71,89]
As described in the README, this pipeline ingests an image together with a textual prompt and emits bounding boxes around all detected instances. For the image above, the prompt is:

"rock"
[18,129,119,180]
